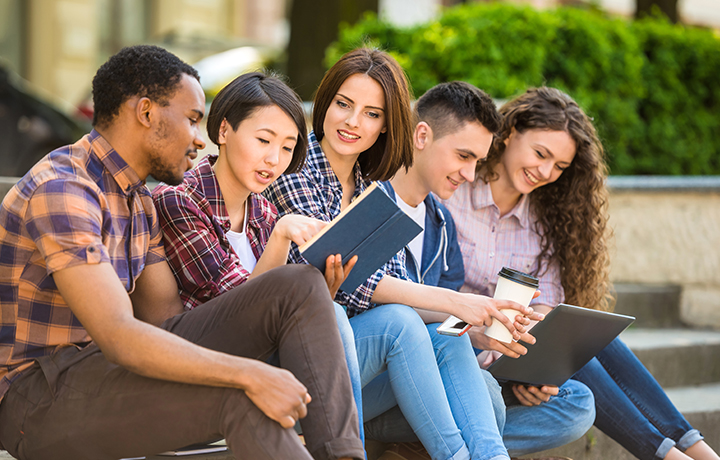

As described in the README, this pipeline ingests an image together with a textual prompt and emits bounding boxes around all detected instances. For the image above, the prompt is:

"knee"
[430,327,473,354]
[271,264,326,291]
[267,264,334,313]
[558,379,596,435]
[379,304,428,338]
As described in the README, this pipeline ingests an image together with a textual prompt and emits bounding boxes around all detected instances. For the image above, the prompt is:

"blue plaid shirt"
[264,131,409,316]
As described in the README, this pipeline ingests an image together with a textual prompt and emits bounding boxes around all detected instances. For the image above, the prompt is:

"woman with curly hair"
[443,86,719,460]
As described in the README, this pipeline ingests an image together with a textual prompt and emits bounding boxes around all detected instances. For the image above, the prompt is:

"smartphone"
[436,315,472,336]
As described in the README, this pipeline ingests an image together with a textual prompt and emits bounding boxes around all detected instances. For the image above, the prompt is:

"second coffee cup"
[484,267,539,343]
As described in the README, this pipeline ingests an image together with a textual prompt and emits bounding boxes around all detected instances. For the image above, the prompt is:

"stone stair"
[515,282,720,460]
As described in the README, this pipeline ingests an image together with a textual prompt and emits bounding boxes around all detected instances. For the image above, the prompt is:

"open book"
[299,182,422,292]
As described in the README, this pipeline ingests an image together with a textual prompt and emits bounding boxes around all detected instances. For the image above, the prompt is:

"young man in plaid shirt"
[0,45,362,460]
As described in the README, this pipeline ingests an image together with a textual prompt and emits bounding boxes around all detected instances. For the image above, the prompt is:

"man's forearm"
[372,276,460,315]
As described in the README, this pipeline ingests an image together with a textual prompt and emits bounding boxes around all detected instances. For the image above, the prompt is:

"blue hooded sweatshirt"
[380,181,464,291]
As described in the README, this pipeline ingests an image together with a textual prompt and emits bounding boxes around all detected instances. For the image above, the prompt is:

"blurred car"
[0,65,89,177]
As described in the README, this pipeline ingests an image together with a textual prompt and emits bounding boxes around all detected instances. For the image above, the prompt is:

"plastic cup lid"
[498,267,539,288]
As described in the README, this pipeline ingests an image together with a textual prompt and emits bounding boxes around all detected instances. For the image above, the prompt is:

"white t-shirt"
[226,203,258,272]
[396,194,426,268]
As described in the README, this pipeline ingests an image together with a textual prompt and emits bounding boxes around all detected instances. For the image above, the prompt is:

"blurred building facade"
[0,0,716,110]
[0,0,287,109]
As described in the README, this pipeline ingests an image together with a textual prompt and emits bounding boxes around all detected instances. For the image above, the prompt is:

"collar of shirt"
[185,154,276,234]
[306,131,369,207]
[470,179,530,229]
[88,129,149,197]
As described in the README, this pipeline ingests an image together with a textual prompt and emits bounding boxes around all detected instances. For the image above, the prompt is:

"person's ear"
[135,97,153,128]
[380,124,387,134]
[504,127,517,148]
[414,121,431,150]
[217,119,229,144]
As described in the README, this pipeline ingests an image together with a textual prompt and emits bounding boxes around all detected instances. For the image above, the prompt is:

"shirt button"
[88,247,95,253]
[489,252,494,258]
[491,226,495,232]
[483,277,488,283]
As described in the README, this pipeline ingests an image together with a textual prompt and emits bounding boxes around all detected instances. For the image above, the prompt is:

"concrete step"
[622,328,720,388]
[522,382,720,460]
[613,283,682,328]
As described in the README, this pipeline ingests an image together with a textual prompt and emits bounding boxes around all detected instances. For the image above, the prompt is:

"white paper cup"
[484,267,539,343]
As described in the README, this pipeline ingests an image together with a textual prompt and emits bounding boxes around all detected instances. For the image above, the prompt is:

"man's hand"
[469,327,533,361]
[243,360,313,428]
[453,293,535,341]
[512,384,559,406]
[324,254,357,298]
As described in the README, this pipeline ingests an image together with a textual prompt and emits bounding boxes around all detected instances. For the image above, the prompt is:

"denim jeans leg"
[499,378,595,457]
[573,337,701,459]
[351,304,471,460]
[334,302,366,452]
[428,326,510,460]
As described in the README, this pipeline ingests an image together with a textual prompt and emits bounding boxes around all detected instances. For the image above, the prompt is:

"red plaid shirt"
[153,155,276,310]
[0,130,166,400]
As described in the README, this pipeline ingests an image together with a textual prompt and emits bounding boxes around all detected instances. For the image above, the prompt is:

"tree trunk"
[287,0,378,101]
[635,0,679,22]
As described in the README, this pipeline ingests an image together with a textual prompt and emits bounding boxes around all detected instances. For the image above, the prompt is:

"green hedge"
[326,4,720,175]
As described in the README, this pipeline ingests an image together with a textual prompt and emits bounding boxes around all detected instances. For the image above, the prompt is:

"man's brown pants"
[0,265,363,460]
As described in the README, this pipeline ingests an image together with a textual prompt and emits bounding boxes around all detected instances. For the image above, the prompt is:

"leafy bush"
[327,4,720,175]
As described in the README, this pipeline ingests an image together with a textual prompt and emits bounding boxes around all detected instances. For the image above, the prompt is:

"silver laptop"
[487,303,635,387]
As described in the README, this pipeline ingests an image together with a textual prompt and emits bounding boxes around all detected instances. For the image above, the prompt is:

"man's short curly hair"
[92,45,200,128]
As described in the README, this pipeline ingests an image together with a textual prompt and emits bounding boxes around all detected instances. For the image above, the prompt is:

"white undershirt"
[396,194,426,269]
[226,203,257,272]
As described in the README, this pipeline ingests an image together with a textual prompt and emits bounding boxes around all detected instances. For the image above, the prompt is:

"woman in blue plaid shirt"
[266,48,531,460]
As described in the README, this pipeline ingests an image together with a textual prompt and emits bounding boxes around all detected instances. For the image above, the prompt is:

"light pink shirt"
[442,180,564,308]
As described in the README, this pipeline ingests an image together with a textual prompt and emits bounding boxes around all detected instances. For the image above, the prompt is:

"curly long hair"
[480,87,614,311]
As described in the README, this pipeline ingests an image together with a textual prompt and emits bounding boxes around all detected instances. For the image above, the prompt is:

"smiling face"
[146,74,206,185]
[216,104,298,196]
[320,73,387,164]
[498,128,577,196]
[414,121,494,200]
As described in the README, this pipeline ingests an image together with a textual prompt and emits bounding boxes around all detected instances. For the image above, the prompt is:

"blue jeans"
[355,310,508,460]
[480,370,595,456]
[572,337,703,460]
[333,302,365,450]
[364,351,595,458]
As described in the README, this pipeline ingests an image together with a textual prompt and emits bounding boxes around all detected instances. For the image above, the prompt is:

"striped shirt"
[153,155,275,310]
[264,131,409,316]
[442,180,564,308]
[0,130,166,400]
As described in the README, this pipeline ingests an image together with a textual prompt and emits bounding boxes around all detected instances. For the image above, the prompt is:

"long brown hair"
[480,87,614,311]
[312,47,414,181]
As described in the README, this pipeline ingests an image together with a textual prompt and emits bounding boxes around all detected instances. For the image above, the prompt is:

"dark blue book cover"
[300,183,422,292]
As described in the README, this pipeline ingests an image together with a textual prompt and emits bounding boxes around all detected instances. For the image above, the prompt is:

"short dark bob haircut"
[206,72,308,175]
[312,47,414,181]
[92,45,199,128]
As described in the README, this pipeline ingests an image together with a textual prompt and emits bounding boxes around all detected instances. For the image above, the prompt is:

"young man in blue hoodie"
[371,81,595,460]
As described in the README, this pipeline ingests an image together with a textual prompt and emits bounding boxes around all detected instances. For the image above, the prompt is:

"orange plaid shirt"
[0,130,166,400]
